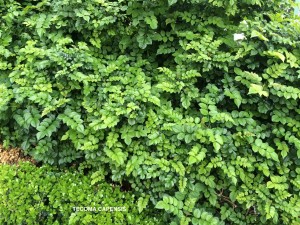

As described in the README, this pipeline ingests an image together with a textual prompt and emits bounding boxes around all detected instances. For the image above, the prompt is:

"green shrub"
[0,162,163,225]
[1,0,300,224]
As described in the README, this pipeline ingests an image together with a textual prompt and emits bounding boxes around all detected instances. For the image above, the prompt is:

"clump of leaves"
[0,0,300,224]
[0,162,163,225]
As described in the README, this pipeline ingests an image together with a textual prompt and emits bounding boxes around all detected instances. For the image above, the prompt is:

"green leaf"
[137,33,152,49]
[185,134,193,143]
[215,134,223,145]
[77,124,85,133]
[36,132,44,141]
[270,152,279,162]
[179,176,187,192]
[234,98,242,108]
[124,136,132,145]
[188,156,197,165]
[177,133,185,140]
[193,208,201,219]
[145,15,158,29]
[105,148,126,166]
[137,195,150,213]
[264,51,285,62]
[269,206,276,218]
[200,109,208,115]
[213,142,221,152]
[234,67,243,75]
[168,0,177,6]
[155,201,168,210]
[251,30,269,41]
[248,84,269,97]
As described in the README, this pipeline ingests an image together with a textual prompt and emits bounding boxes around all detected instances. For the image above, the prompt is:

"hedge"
[0,0,300,224]
[0,162,163,224]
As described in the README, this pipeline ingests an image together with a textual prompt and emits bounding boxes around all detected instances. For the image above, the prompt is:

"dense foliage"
[1,0,300,224]
[0,162,162,224]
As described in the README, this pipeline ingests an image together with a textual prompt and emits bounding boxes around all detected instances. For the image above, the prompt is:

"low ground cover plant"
[0,162,163,225]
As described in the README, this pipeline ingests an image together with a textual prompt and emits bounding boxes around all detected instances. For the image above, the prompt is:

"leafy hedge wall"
[1,0,300,224]
[0,162,163,225]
